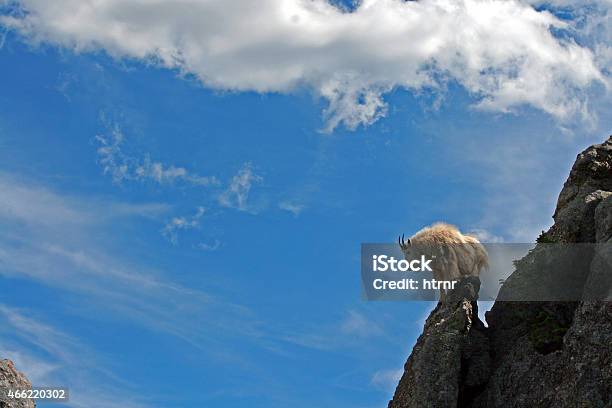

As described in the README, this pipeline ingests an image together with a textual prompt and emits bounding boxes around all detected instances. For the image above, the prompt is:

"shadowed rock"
[388,277,489,408]
[388,135,612,408]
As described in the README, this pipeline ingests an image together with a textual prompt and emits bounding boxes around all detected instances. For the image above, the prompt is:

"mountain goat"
[399,223,488,302]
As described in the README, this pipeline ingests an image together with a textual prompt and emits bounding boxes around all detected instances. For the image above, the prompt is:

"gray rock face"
[549,135,612,244]
[0,360,35,408]
[388,277,489,408]
[388,136,612,408]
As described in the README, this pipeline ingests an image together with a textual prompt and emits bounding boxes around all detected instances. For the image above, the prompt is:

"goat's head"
[398,234,411,253]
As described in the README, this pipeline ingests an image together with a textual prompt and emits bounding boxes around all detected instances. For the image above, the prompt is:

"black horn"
[399,234,411,250]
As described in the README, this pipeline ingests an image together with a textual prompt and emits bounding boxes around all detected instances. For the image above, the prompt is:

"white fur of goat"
[399,223,488,301]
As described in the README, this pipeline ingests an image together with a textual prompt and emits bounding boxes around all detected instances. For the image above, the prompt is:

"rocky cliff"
[0,360,35,408]
[389,135,612,408]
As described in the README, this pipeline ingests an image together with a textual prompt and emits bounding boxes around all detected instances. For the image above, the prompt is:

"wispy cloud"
[463,139,561,242]
[0,173,262,347]
[94,124,269,244]
[2,0,608,130]
[0,305,148,408]
[197,239,221,252]
[370,368,403,392]
[0,26,8,50]
[218,162,263,212]
[95,126,218,186]
[282,310,386,351]
[340,310,384,338]
[468,229,505,244]
[162,206,206,244]
[0,348,58,386]
[0,172,168,228]
[279,201,305,216]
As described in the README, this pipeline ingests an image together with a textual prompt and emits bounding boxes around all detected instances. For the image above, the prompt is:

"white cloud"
[460,137,561,242]
[0,173,262,347]
[162,206,205,244]
[527,0,611,7]
[218,162,263,212]
[95,126,217,186]
[2,0,608,130]
[0,348,58,386]
[0,25,7,49]
[340,310,383,338]
[197,239,221,252]
[282,310,387,351]
[0,305,149,408]
[370,368,403,391]
[468,229,505,243]
[279,201,305,216]
[0,172,168,228]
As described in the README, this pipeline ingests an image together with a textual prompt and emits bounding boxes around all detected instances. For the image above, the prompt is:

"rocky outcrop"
[547,136,612,244]
[388,277,489,408]
[0,360,35,408]
[388,135,612,408]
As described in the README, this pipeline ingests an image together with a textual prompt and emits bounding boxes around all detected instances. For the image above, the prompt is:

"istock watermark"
[361,243,612,302]
[362,244,456,301]
[369,253,457,292]
[371,254,433,272]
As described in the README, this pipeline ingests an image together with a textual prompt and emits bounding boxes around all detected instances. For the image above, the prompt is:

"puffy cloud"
[1,0,608,130]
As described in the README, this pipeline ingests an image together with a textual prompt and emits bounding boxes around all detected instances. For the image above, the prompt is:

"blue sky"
[0,1,611,407]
